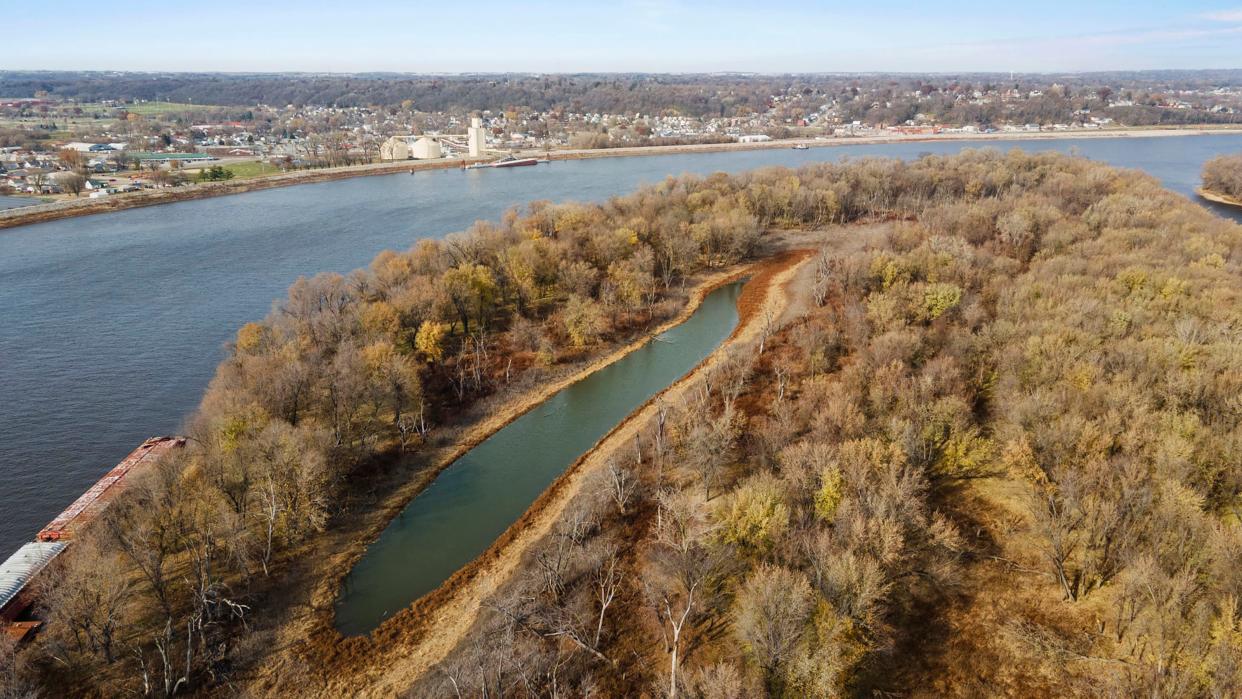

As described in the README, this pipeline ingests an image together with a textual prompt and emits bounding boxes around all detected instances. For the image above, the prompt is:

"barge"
[466,155,542,169]
[0,436,185,641]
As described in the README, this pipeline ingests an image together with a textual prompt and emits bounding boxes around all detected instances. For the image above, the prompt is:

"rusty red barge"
[1,436,185,642]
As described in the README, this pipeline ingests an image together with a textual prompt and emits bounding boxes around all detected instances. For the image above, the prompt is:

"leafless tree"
[645,492,725,698]
[603,460,637,516]
[733,564,814,688]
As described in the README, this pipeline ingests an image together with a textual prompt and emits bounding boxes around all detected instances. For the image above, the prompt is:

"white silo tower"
[468,117,486,157]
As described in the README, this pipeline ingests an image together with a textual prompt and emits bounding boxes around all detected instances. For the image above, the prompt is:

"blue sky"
[6,0,1242,73]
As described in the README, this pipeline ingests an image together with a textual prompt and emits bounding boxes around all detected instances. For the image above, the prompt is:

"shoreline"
[4,125,1242,231]
[1197,187,1242,209]
[244,248,810,696]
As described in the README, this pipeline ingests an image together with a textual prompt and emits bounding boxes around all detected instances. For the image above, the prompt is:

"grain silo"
[411,136,443,160]
[380,137,411,161]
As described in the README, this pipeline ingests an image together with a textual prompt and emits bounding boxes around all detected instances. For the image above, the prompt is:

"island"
[1200,152,1242,208]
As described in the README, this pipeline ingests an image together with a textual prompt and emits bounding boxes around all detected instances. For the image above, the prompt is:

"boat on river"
[792,144,810,150]
[466,156,542,169]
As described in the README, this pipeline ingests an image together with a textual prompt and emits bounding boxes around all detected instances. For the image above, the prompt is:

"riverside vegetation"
[1202,153,1242,203]
[4,150,1242,697]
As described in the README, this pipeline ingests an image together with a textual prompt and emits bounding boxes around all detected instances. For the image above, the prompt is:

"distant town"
[3,70,1242,199]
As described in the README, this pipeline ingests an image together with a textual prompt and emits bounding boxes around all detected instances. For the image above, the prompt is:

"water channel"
[333,280,743,635]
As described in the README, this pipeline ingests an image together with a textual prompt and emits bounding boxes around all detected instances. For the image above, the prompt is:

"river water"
[334,281,743,635]
[1,134,1241,558]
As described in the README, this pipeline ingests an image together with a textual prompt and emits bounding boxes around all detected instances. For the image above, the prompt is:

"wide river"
[2,134,1242,557]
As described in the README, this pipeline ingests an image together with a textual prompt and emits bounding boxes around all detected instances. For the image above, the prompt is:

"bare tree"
[645,492,725,698]
[62,172,88,197]
[592,548,623,648]
[733,564,814,690]
[37,542,134,665]
[603,460,637,516]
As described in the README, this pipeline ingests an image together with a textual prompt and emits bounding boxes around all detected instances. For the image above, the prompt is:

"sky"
[4,0,1242,74]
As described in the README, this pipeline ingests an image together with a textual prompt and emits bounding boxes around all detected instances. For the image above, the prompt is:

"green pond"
[333,280,744,636]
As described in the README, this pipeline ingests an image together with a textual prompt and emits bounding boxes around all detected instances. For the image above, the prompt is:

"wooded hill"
[3,150,1241,697]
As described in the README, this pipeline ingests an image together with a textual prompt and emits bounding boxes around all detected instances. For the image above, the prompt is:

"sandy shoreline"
[4,125,1242,231]
[1198,187,1242,209]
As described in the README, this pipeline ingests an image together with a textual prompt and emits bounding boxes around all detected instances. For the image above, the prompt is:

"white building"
[411,136,443,159]
[380,137,410,161]
[468,117,487,157]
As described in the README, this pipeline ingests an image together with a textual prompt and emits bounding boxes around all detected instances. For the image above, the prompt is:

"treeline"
[5,70,1242,121]
[1203,152,1242,200]
[1,72,789,116]
[410,152,1242,697]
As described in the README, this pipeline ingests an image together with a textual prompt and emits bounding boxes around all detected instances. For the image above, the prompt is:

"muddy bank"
[1198,187,1242,209]
[242,247,811,696]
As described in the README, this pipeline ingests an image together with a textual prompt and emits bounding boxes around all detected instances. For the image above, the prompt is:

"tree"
[646,491,726,698]
[361,340,423,435]
[414,320,449,362]
[196,165,235,182]
[715,474,790,557]
[0,632,35,699]
[733,565,814,691]
[561,295,606,348]
[61,172,88,197]
[37,540,134,665]
[441,264,498,335]
[58,148,85,172]
[681,402,738,499]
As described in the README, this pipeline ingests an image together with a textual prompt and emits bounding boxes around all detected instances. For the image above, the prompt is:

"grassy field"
[223,161,280,178]
[185,160,281,180]
[63,101,220,116]
[122,101,217,115]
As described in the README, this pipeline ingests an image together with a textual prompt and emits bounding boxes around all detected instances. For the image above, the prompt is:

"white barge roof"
[0,542,67,612]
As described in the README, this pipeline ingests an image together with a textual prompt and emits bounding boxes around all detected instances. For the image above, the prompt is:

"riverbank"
[549,124,1242,162]
[0,157,483,230]
[240,244,813,697]
[1198,186,1242,209]
[5,125,1242,231]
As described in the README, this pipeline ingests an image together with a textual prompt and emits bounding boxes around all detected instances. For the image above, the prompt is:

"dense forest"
[1203,153,1242,200]
[3,150,1241,697]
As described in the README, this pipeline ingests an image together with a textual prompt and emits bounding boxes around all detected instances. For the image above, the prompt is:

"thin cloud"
[1200,8,1242,21]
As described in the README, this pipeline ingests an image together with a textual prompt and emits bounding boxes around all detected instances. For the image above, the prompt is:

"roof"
[0,542,66,613]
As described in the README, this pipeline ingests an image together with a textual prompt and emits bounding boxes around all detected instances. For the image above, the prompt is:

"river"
[1,134,1241,557]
